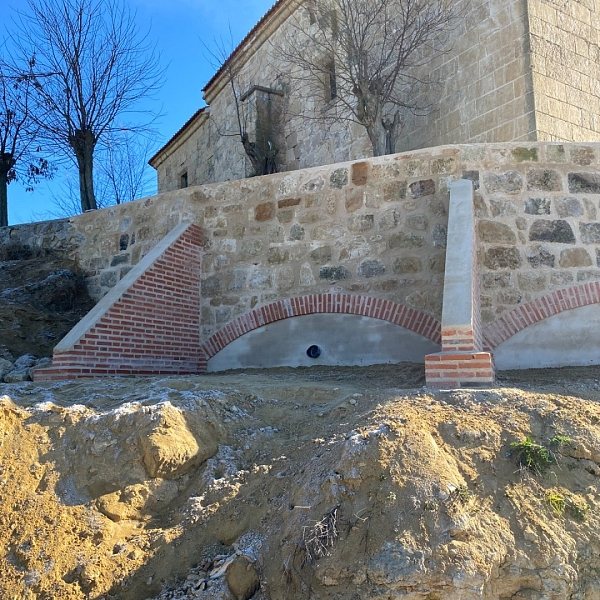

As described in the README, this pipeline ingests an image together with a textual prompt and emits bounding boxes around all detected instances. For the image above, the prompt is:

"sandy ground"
[1,363,600,599]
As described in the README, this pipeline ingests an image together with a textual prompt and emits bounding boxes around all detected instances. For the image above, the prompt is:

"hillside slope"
[0,243,94,363]
[1,365,600,599]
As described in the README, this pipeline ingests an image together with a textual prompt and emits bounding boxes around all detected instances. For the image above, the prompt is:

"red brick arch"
[201,293,441,360]
[483,281,600,349]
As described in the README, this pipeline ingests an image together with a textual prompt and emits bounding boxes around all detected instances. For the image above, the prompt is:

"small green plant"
[546,490,565,516]
[509,437,555,475]
[550,434,571,449]
[545,488,590,521]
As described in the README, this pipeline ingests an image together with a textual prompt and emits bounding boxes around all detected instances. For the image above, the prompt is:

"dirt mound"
[1,365,600,599]
[0,243,94,361]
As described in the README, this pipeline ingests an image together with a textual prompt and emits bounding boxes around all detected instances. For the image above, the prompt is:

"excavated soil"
[1,364,600,599]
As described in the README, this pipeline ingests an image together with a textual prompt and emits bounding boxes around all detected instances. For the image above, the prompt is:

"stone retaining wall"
[4,142,600,378]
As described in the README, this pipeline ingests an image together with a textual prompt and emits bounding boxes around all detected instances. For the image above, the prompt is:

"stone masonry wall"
[528,0,600,142]
[153,112,215,194]
[155,0,541,192]
[468,143,600,326]
[5,143,600,370]
[400,0,536,152]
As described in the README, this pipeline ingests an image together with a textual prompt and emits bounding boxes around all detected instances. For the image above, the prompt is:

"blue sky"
[0,0,276,224]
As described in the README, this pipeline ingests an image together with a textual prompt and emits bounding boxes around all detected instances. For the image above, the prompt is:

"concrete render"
[493,303,600,370]
[207,313,440,371]
[439,179,474,329]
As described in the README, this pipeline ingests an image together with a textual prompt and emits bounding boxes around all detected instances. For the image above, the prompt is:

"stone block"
[546,145,566,162]
[388,231,425,249]
[358,259,386,278]
[202,275,222,296]
[240,239,263,258]
[383,180,407,201]
[559,248,593,268]
[577,269,600,282]
[278,198,301,209]
[431,157,457,174]
[330,168,349,189]
[478,221,516,244]
[517,272,547,291]
[483,247,522,270]
[529,220,575,244]
[490,197,517,217]
[584,199,597,220]
[555,197,584,218]
[302,176,325,192]
[99,270,118,288]
[406,214,428,231]
[429,255,446,273]
[524,198,551,215]
[580,223,600,243]
[527,169,562,192]
[289,224,305,240]
[345,189,364,212]
[378,208,400,230]
[484,171,523,195]
[497,289,521,304]
[276,266,295,291]
[255,202,275,222]
[319,266,351,281]
[277,209,294,224]
[432,224,447,247]
[300,263,316,286]
[110,254,130,267]
[348,214,374,232]
[570,146,595,166]
[511,147,538,162]
[550,271,574,286]
[351,162,369,186]
[405,159,429,178]
[268,247,289,264]
[526,246,555,268]
[569,172,600,194]
[393,257,422,274]
[409,179,436,198]
[339,237,371,260]
[248,269,274,290]
[309,246,333,264]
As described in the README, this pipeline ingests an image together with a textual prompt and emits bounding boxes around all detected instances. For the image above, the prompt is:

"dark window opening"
[325,60,337,103]
[180,171,188,188]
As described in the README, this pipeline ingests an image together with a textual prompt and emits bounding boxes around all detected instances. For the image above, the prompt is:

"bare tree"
[278,0,460,156]
[204,35,284,177]
[49,130,156,217]
[0,65,52,227]
[96,130,156,205]
[6,0,163,213]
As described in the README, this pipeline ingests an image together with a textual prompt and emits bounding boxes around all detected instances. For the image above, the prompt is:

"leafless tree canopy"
[279,0,460,156]
[0,65,52,227]
[6,0,163,212]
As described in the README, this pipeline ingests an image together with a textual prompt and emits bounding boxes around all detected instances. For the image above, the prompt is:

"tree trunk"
[366,120,388,157]
[69,129,97,212]
[383,112,402,155]
[0,153,15,228]
[0,169,8,228]
[241,132,265,177]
